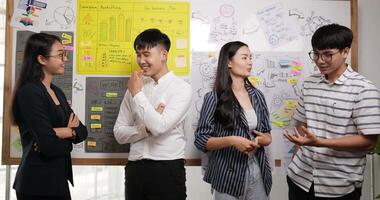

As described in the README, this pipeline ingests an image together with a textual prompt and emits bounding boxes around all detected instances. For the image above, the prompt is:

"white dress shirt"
[114,71,192,161]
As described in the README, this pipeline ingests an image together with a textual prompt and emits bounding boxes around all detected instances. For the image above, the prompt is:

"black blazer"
[13,81,88,197]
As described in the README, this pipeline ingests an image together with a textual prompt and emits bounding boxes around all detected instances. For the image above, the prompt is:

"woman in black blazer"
[11,33,88,200]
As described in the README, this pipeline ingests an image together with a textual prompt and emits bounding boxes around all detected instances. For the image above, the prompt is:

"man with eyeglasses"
[284,23,380,200]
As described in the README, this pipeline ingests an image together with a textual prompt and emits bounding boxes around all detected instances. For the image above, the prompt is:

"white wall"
[358,0,380,199]
[358,0,380,87]
[186,1,380,200]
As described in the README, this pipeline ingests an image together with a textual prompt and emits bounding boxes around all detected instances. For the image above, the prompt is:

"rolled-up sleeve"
[113,91,149,144]
[255,89,272,133]
[293,84,306,123]
[194,91,217,152]
[132,83,192,136]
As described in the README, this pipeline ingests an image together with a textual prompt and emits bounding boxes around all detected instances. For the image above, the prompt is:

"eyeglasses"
[308,50,341,62]
[46,50,68,61]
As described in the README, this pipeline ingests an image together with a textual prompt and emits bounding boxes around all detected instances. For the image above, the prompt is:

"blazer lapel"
[52,84,70,119]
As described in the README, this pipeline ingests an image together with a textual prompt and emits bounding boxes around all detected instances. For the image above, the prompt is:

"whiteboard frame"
[2,0,357,165]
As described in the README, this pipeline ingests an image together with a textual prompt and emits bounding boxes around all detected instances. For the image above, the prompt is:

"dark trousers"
[16,192,71,200]
[287,176,361,200]
[126,159,187,200]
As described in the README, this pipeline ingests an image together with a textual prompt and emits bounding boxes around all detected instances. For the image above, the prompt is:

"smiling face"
[313,47,349,81]
[135,45,168,81]
[228,45,253,79]
[39,41,67,76]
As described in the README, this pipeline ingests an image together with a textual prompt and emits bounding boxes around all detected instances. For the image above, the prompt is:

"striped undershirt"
[287,65,380,198]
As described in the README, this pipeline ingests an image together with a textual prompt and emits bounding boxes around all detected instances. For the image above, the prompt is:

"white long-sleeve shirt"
[113,72,192,161]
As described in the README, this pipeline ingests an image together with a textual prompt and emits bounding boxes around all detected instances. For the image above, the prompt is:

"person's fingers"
[283,130,295,140]
[253,130,263,136]
[288,133,303,146]
[244,146,251,154]
[284,132,296,143]
[69,113,74,121]
[250,137,259,147]
[255,137,260,148]
[155,103,166,113]
[74,115,79,122]
[33,143,39,152]
[293,127,300,136]
[131,71,138,80]
[301,126,311,136]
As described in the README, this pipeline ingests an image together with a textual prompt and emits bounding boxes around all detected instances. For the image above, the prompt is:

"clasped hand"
[128,70,143,97]
[232,136,260,155]
[54,113,79,139]
[146,103,166,134]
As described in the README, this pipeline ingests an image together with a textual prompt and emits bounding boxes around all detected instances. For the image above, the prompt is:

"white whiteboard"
[4,0,352,165]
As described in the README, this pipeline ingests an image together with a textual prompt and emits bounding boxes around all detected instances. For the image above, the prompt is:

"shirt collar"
[317,65,354,85]
[155,71,174,85]
[245,83,255,96]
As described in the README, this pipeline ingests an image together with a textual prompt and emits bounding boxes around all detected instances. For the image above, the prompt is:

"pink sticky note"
[83,56,94,61]
[64,45,74,51]
[292,59,302,66]
[291,69,301,76]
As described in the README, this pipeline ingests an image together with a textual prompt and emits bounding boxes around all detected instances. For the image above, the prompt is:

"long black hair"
[11,33,61,124]
[214,41,252,130]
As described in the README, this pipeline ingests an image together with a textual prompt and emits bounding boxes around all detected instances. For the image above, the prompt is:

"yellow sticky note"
[272,120,284,127]
[248,76,261,87]
[87,141,97,147]
[61,33,73,44]
[287,78,298,85]
[91,107,103,112]
[208,51,216,57]
[292,65,304,71]
[91,123,102,129]
[272,112,281,120]
[106,92,118,98]
[80,41,92,47]
[91,115,101,120]
[175,56,186,68]
[176,39,187,49]
[285,99,297,107]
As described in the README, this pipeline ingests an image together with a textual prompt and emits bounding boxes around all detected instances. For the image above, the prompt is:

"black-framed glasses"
[308,50,341,62]
[46,50,68,61]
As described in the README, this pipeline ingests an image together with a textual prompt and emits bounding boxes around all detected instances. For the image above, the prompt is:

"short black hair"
[134,28,171,51]
[311,23,353,51]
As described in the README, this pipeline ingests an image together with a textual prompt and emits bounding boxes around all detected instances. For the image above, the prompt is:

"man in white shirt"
[114,28,192,200]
